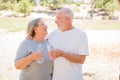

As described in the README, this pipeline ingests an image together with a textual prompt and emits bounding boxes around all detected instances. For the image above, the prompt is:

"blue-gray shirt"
[15,39,53,80]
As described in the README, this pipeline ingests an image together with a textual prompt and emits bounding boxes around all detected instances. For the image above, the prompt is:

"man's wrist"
[61,51,69,59]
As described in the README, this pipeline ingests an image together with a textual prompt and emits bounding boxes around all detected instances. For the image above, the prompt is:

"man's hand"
[48,49,62,60]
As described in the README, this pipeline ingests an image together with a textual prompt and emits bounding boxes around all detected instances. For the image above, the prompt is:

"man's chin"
[58,26,65,31]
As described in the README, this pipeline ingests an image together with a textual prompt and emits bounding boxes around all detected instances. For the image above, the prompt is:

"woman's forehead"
[38,20,44,24]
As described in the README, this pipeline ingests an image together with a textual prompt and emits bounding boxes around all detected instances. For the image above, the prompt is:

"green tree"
[105,0,120,17]
[14,0,34,16]
[0,0,2,10]
[39,0,65,10]
[92,0,120,18]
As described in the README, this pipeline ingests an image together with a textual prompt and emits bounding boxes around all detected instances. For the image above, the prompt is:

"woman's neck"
[32,35,45,42]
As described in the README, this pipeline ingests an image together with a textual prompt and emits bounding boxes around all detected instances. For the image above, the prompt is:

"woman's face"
[34,20,48,37]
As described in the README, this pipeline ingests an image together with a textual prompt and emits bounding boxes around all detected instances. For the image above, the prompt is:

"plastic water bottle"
[46,39,53,51]
[47,40,54,60]
[48,43,53,51]
[36,44,44,64]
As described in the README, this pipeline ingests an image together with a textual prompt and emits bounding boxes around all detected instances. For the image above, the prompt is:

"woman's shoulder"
[21,38,31,43]
[19,38,32,46]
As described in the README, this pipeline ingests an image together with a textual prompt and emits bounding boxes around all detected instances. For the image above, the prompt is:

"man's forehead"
[56,12,64,16]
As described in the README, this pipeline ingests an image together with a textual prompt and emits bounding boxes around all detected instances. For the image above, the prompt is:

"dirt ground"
[0,29,120,80]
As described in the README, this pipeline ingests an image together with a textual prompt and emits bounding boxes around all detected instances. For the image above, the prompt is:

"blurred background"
[0,0,120,80]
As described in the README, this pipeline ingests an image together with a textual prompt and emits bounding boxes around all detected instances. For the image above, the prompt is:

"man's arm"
[48,49,86,64]
[61,51,86,64]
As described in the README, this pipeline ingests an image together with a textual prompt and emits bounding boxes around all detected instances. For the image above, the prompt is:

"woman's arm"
[15,52,43,70]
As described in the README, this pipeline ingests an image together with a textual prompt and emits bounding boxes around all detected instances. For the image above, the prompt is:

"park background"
[0,0,120,80]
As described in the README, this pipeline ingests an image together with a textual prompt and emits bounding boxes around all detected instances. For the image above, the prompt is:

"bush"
[14,0,34,16]
[0,1,2,10]
[5,1,15,10]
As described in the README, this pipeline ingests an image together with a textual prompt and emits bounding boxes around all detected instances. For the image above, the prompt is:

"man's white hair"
[58,7,74,20]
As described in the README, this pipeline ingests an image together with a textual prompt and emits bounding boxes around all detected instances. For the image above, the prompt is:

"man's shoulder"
[74,28,86,34]
[46,29,59,39]
[49,29,60,35]
[51,29,59,33]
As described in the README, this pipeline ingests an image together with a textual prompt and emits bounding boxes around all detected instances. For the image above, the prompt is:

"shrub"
[0,1,2,10]
[14,0,34,16]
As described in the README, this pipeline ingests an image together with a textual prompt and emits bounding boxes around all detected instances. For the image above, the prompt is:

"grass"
[0,17,32,32]
[0,17,120,32]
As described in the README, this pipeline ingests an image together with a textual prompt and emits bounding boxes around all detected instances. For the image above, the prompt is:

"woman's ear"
[33,27,37,32]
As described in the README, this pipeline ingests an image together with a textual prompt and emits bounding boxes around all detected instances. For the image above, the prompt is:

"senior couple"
[15,7,89,80]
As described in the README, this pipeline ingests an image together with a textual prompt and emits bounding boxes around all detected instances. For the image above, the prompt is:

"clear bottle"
[36,44,44,64]
[47,40,54,60]
[48,43,53,51]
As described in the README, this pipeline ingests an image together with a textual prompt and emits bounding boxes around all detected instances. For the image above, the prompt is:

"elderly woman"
[15,18,53,80]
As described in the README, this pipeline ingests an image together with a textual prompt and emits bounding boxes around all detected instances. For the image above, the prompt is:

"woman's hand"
[15,52,43,70]
[31,52,43,61]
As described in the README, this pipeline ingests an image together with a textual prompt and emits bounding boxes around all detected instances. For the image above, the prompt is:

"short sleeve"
[14,41,29,63]
[78,32,89,55]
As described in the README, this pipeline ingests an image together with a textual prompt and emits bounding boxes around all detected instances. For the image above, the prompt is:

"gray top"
[15,38,53,80]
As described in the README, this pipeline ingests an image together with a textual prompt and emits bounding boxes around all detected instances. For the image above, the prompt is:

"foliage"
[0,0,120,17]
[94,0,104,8]
[40,0,49,6]
[93,0,120,17]
[75,2,83,6]
[0,1,2,10]
[38,0,80,10]
[14,0,34,16]
[48,0,64,10]
[94,0,120,10]
[0,0,16,10]
[5,1,15,10]
[0,0,34,16]
[105,0,120,13]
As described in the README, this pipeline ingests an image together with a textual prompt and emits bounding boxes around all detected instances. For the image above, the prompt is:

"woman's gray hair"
[26,18,42,37]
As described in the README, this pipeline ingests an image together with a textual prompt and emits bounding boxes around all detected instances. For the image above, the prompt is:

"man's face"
[55,13,67,31]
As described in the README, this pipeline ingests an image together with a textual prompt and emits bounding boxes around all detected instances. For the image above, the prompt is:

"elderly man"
[47,7,89,80]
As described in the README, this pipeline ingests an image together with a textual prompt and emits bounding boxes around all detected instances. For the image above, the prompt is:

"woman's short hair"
[26,18,42,37]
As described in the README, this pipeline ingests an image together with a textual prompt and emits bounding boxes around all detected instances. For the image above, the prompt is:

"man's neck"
[62,25,74,32]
